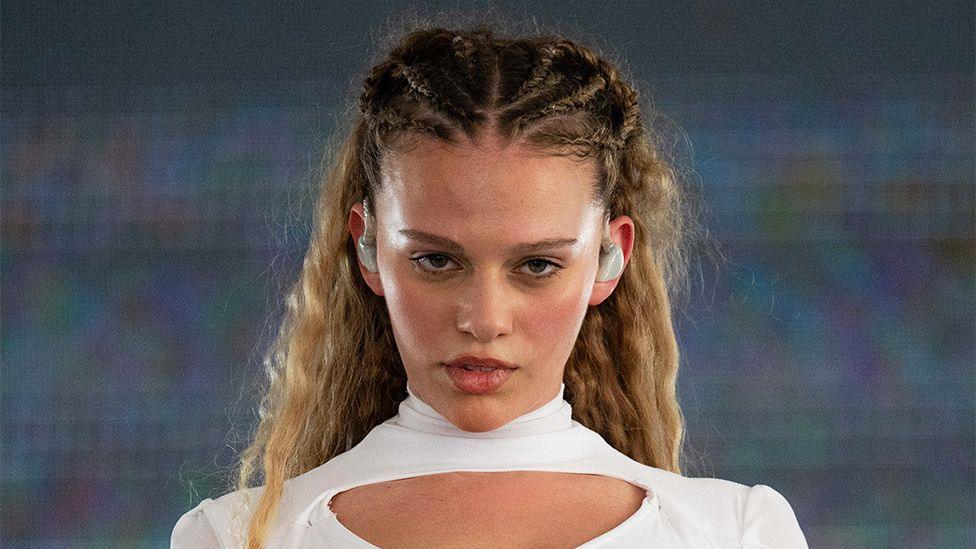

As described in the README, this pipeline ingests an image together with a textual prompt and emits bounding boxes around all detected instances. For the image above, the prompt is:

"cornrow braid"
[357,60,401,117]
[616,84,643,143]
[516,73,609,127]
[564,44,643,146]
[530,40,643,150]
[397,61,481,129]
[396,63,436,103]
[369,111,453,141]
[446,36,486,107]
[451,35,477,64]
[512,42,563,102]
[548,126,626,154]
[555,40,610,83]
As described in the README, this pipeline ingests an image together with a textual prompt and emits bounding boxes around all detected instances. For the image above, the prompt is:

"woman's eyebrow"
[399,229,577,255]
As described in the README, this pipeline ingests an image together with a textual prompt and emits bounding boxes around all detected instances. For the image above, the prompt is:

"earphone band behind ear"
[355,197,623,280]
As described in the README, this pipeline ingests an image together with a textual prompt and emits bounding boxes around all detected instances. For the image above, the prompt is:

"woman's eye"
[519,259,561,278]
[412,254,456,273]
[410,255,562,279]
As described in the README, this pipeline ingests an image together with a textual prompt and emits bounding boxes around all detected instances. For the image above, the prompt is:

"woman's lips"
[443,365,515,395]
[442,355,518,395]
[443,355,519,370]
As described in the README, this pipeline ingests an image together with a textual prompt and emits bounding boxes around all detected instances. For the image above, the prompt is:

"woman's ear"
[588,214,635,306]
[348,202,385,297]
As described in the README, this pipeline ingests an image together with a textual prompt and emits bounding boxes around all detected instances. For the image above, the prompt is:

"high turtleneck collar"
[391,382,574,438]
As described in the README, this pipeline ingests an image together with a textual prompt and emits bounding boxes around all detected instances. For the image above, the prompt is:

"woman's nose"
[455,272,513,343]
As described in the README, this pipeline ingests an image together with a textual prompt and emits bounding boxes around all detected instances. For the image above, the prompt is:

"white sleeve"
[171,498,222,549]
[739,484,809,549]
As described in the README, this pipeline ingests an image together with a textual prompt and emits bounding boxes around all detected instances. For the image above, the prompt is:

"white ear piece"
[596,241,624,282]
[357,235,378,273]
[357,198,379,273]
[595,216,624,282]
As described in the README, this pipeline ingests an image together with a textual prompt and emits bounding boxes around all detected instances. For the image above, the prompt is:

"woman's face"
[349,134,633,432]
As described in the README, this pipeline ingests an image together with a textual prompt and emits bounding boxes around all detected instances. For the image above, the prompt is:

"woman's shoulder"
[170,492,239,549]
[737,482,808,548]
[634,465,807,548]
[170,458,345,548]
[586,437,806,546]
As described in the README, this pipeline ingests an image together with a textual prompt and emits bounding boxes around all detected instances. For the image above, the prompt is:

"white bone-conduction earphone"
[356,198,624,281]
[595,214,625,282]
[357,197,379,273]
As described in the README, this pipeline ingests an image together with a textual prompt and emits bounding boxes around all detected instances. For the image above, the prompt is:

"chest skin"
[327,471,648,548]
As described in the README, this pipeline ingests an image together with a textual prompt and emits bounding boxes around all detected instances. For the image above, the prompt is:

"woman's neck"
[394,382,573,438]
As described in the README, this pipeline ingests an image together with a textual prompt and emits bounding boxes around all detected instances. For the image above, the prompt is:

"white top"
[172,383,809,548]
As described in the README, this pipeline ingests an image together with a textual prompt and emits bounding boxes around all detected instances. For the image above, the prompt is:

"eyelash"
[409,254,564,280]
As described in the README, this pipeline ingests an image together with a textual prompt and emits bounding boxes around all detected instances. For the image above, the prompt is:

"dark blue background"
[2,1,973,546]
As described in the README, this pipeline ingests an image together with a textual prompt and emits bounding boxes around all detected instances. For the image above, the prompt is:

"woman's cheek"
[406,284,450,337]
[524,280,591,353]
[383,274,449,351]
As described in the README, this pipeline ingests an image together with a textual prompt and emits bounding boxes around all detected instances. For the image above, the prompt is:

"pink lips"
[444,355,519,370]
[443,355,518,395]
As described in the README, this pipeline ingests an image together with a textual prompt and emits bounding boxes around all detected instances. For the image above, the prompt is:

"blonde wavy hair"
[232,16,705,549]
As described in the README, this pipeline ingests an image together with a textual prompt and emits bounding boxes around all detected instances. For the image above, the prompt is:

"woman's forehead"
[378,138,600,224]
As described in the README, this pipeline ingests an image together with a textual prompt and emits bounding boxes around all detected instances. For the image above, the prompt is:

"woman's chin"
[448,410,509,433]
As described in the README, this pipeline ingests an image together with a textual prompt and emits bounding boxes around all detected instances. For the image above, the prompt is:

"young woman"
[172,22,808,549]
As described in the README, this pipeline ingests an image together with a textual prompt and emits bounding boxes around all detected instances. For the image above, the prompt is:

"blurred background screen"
[2,1,973,547]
